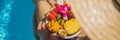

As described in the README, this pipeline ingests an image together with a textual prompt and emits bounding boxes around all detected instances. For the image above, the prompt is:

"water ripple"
[0,0,14,40]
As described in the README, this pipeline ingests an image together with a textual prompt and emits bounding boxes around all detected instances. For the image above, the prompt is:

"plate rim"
[64,29,82,39]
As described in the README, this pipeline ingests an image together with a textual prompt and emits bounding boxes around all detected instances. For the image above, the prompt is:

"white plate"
[64,29,82,39]
[45,18,82,39]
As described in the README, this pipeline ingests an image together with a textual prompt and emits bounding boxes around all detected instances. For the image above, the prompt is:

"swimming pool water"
[0,0,35,40]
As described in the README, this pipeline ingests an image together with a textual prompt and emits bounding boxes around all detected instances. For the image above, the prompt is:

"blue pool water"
[0,0,35,40]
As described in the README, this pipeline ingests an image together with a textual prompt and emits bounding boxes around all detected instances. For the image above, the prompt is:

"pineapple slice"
[63,18,81,35]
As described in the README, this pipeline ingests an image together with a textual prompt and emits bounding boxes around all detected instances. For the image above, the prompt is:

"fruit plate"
[45,19,82,39]
[44,1,82,39]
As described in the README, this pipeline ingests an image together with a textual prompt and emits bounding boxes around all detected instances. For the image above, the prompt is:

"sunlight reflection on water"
[0,0,14,40]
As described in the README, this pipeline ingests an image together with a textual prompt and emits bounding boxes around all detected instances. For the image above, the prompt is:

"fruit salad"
[45,1,81,38]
